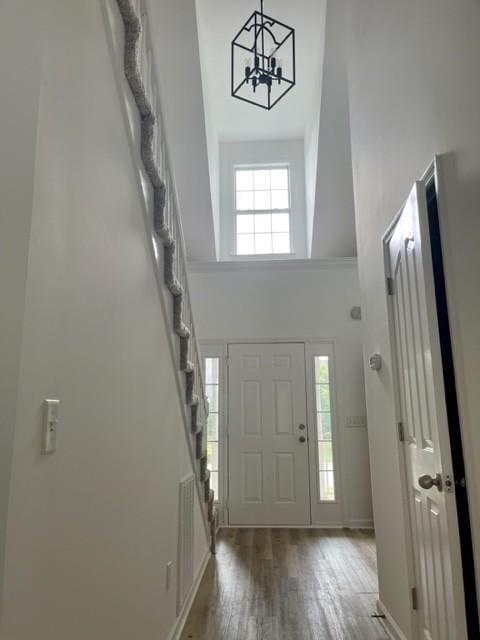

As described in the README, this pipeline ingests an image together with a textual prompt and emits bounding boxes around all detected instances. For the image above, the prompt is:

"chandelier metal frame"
[231,0,296,110]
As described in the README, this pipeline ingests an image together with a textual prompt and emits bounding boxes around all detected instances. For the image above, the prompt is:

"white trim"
[200,347,225,510]
[167,550,211,640]
[208,338,349,528]
[188,257,357,273]
[219,523,372,529]
[201,337,339,346]
[305,343,344,524]
[348,519,374,529]
[376,600,410,640]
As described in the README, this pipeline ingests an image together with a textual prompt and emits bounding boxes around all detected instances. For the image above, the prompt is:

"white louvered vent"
[177,475,195,612]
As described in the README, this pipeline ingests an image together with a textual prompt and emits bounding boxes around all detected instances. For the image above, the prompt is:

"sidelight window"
[314,356,336,501]
[204,357,220,497]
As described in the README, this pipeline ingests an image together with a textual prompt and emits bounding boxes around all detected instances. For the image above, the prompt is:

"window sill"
[229,252,298,261]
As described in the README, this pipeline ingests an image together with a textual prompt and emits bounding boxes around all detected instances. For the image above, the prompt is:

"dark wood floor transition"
[181,528,388,640]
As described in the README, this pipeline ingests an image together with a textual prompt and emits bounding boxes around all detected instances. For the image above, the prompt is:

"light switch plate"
[166,562,172,591]
[346,416,367,428]
[42,399,60,454]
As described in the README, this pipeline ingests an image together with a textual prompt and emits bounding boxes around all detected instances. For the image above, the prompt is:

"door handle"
[299,436,306,443]
[418,473,443,492]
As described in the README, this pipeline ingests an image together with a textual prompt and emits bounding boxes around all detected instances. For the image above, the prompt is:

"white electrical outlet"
[42,399,60,453]
[166,562,172,591]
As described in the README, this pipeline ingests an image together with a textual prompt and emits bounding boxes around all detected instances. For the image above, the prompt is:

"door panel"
[386,182,467,639]
[228,343,310,525]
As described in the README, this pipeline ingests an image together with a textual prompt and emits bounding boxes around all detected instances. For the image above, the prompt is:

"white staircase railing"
[102,0,216,545]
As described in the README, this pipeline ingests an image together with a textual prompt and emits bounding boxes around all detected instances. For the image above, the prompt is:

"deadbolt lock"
[299,424,306,430]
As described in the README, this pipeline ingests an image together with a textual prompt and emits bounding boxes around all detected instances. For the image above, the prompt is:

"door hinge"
[411,587,419,610]
[386,277,394,296]
[397,421,405,442]
[225,355,230,368]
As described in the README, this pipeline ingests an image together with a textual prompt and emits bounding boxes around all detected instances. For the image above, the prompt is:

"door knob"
[299,436,306,443]
[418,473,443,491]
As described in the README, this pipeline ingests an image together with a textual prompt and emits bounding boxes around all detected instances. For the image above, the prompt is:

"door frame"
[200,337,346,528]
[382,156,479,637]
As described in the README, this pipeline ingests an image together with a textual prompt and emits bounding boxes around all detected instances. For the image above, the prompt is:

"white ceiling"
[196,0,327,142]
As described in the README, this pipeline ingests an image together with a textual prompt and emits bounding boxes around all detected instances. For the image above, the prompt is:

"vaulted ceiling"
[196,0,327,143]
[147,0,357,262]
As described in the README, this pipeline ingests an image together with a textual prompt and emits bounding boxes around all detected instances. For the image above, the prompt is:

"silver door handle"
[418,473,443,492]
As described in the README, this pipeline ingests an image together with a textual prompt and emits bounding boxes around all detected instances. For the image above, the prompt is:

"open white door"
[227,343,310,526]
[385,182,467,639]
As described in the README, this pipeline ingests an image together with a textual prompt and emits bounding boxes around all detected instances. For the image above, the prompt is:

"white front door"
[227,343,310,526]
[386,182,467,639]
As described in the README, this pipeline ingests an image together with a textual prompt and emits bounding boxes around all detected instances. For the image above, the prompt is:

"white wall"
[346,0,480,636]
[219,140,308,260]
[189,260,373,527]
[310,0,356,259]
[0,0,44,612]
[0,2,208,637]
[147,0,216,262]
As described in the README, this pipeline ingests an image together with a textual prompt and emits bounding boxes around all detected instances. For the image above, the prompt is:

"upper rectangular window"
[235,166,291,255]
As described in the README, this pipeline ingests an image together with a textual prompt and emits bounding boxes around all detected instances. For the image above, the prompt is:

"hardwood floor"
[181,528,388,640]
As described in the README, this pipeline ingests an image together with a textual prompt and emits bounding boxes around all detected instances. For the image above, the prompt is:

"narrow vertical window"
[314,356,336,501]
[204,357,220,498]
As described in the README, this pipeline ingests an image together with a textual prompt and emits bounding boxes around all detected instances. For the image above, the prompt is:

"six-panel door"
[386,183,467,639]
[228,343,311,526]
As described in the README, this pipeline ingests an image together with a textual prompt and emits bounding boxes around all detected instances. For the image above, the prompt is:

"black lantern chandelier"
[231,0,296,110]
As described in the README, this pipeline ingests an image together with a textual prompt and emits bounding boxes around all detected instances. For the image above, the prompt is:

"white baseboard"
[376,599,410,640]
[221,522,374,530]
[347,519,374,529]
[167,550,211,640]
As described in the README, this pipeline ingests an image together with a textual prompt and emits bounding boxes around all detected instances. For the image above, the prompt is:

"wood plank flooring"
[181,528,388,640]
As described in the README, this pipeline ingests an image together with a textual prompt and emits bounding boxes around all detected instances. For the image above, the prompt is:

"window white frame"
[305,343,339,505]
[200,343,226,514]
[304,341,345,526]
[313,355,336,501]
[218,140,308,260]
[234,164,293,257]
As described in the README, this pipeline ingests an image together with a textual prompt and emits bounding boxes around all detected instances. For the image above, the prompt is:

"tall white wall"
[346,0,480,636]
[189,260,373,527]
[147,0,216,262]
[310,0,356,259]
[0,2,208,637]
[0,0,44,613]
